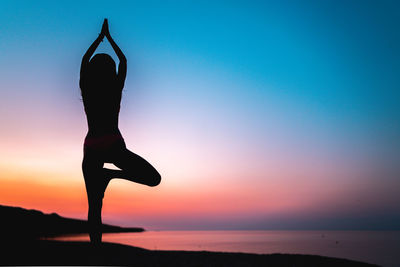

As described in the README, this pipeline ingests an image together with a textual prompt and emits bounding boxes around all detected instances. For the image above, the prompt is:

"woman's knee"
[147,172,161,187]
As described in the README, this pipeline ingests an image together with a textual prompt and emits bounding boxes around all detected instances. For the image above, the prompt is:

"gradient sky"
[0,0,399,230]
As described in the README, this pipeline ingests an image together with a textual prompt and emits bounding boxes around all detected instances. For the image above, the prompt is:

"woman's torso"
[80,73,123,136]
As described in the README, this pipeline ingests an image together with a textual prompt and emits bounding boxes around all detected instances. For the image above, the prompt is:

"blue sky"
[0,0,399,229]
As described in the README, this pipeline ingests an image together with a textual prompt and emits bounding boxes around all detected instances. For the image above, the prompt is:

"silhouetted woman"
[80,19,161,244]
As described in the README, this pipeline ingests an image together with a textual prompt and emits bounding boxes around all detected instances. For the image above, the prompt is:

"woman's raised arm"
[80,24,105,84]
[103,19,127,85]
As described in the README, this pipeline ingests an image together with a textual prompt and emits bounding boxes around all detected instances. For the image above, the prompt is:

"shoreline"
[1,239,379,266]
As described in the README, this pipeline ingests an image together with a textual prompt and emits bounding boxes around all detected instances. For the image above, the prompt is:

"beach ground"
[1,239,378,266]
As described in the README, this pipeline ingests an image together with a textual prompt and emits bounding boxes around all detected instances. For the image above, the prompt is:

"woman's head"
[88,53,117,82]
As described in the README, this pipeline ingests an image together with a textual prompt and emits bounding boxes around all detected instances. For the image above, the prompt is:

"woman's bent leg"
[111,148,161,187]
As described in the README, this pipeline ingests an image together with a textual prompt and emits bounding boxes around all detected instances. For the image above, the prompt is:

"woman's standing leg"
[82,151,110,244]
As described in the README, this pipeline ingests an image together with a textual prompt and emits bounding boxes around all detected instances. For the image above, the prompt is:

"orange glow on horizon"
[1,140,396,230]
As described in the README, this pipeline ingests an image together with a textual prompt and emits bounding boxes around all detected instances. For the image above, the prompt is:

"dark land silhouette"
[80,18,161,244]
[1,240,378,266]
[0,204,143,240]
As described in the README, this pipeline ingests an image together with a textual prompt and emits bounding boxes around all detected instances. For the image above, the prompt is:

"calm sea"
[52,230,400,267]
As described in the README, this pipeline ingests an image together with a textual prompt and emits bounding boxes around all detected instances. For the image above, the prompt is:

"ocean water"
[53,230,400,267]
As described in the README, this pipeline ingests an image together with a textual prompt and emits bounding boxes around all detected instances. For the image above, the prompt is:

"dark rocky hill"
[0,204,144,239]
